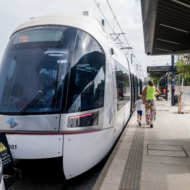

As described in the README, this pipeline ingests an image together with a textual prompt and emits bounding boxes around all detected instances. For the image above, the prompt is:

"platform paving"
[93,98,190,190]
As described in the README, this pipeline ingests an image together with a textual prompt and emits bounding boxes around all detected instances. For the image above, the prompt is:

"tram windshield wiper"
[19,80,58,115]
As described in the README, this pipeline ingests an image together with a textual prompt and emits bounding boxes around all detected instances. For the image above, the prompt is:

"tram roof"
[12,14,106,37]
[141,0,190,56]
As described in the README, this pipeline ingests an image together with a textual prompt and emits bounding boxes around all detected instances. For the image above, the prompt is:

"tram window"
[66,30,105,113]
[1,60,17,105]
[115,61,130,111]
[0,26,77,114]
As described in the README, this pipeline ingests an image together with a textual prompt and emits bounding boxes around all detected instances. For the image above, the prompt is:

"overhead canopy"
[141,0,190,55]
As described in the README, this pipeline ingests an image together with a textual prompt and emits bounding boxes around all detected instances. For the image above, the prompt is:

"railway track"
[7,153,109,190]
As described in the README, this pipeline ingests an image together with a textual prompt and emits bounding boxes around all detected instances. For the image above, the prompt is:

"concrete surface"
[94,97,190,190]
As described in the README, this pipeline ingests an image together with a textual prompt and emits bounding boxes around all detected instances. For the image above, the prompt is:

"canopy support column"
[166,75,168,101]
[171,55,175,106]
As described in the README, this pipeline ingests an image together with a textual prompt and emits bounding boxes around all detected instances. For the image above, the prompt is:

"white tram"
[0,14,142,179]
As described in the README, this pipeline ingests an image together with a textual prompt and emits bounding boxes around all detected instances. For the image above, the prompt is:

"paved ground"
[8,158,67,190]
[8,152,109,190]
[93,97,190,190]
[183,92,190,99]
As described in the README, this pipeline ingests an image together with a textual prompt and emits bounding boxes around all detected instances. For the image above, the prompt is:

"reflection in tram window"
[114,61,130,111]
[0,26,77,114]
[67,30,105,113]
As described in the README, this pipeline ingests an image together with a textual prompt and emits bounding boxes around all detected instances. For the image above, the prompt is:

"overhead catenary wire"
[105,0,141,65]
[94,0,113,34]
[93,0,123,45]
[94,0,144,76]
[94,0,131,56]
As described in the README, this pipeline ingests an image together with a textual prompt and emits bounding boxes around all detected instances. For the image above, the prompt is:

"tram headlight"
[68,112,99,128]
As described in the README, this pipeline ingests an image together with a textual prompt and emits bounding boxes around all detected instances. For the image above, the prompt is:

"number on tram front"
[9,145,17,150]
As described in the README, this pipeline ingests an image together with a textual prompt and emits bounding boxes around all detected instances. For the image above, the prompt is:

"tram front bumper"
[6,134,63,159]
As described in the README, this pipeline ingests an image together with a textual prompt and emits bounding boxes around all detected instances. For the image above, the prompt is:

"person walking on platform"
[142,80,161,128]
[134,95,143,126]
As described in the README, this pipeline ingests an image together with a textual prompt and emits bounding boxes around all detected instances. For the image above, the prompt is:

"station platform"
[93,98,190,190]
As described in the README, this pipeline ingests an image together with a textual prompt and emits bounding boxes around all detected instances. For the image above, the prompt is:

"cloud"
[0,0,171,76]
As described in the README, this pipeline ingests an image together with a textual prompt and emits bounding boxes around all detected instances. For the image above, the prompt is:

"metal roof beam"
[141,0,190,55]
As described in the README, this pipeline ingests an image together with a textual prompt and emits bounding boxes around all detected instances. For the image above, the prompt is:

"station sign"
[147,66,171,72]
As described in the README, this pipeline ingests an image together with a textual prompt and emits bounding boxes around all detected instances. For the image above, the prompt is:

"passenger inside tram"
[11,84,25,108]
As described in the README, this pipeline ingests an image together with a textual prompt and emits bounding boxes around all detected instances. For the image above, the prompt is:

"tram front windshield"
[0,26,77,114]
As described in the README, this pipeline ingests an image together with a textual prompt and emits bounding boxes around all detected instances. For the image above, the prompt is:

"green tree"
[179,74,190,86]
[150,77,160,86]
[183,54,190,64]
[176,57,190,87]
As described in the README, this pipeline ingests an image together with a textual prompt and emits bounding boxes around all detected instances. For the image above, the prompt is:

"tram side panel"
[62,32,131,179]
[62,30,115,179]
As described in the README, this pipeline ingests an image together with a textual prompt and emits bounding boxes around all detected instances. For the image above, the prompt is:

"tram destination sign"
[147,66,171,72]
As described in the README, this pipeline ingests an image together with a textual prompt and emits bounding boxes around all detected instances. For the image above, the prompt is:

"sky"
[0,0,171,77]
